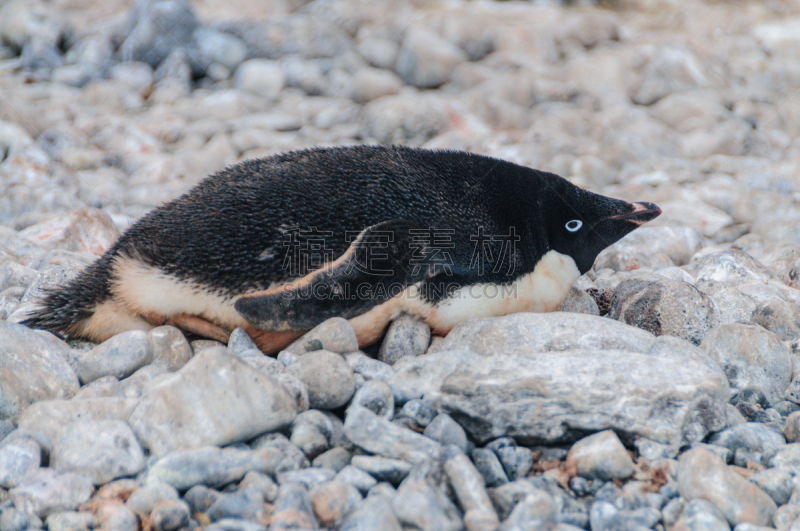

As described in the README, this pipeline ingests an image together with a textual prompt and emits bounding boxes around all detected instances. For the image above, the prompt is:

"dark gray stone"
[397,399,437,427]
[424,414,468,454]
[345,406,441,464]
[336,465,378,495]
[393,458,462,531]
[378,314,431,365]
[470,448,509,487]
[312,447,351,472]
[351,456,412,486]
[150,499,190,531]
[707,423,786,455]
[608,277,720,345]
[495,446,533,482]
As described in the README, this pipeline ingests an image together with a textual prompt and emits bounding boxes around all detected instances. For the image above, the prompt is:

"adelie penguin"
[23,145,661,354]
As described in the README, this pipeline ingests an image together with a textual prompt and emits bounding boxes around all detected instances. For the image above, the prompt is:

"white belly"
[348,250,581,342]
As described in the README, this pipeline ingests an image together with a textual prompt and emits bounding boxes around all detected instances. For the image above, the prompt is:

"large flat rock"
[129,347,298,456]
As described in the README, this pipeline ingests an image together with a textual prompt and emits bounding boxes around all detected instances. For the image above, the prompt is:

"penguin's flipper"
[234,220,442,331]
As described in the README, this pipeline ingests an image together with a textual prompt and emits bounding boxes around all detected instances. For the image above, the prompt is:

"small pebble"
[335,465,378,495]
[377,314,431,365]
[286,350,356,410]
[349,380,394,421]
[424,414,469,454]
[470,447,509,487]
[312,447,352,472]
[351,455,413,486]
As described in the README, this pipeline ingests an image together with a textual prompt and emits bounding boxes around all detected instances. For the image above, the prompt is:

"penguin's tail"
[21,255,116,340]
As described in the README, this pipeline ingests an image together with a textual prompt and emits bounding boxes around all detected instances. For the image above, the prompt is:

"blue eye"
[565,220,582,232]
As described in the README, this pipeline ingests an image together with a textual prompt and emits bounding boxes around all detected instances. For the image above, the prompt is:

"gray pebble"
[393,458,462,531]
[776,401,800,417]
[73,375,120,399]
[150,499,190,531]
[184,485,221,514]
[277,468,336,490]
[495,446,533,481]
[250,433,309,472]
[395,29,466,89]
[147,446,290,490]
[0,322,80,420]
[660,497,685,528]
[488,480,540,521]
[108,61,154,97]
[773,504,800,531]
[608,277,719,345]
[190,339,226,353]
[312,447,351,472]
[9,468,93,517]
[470,447,509,488]
[424,414,468,454]
[691,442,734,464]
[733,449,767,467]
[397,399,437,428]
[270,483,316,531]
[502,489,557,531]
[285,317,358,355]
[751,299,800,341]
[233,59,285,101]
[749,468,793,505]
[335,465,378,495]
[678,448,776,526]
[0,508,43,531]
[76,330,153,384]
[204,519,266,531]
[44,511,98,531]
[309,480,362,528]
[148,326,192,372]
[125,483,180,515]
[129,348,298,456]
[286,350,355,410]
[351,456,412,486]
[290,410,332,459]
[0,437,40,488]
[96,501,138,531]
[227,328,259,356]
[671,499,730,531]
[769,443,800,471]
[239,471,279,503]
[339,488,401,531]
[377,314,431,365]
[443,447,499,531]
[702,323,791,406]
[708,422,786,455]
[785,411,800,442]
[207,490,264,523]
[344,352,394,383]
[350,380,394,421]
[194,27,246,72]
[51,418,144,485]
[345,406,442,464]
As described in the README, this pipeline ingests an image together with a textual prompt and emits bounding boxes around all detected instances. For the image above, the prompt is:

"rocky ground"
[2,0,800,530]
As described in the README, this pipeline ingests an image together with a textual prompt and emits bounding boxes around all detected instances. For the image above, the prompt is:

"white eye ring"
[565,220,583,232]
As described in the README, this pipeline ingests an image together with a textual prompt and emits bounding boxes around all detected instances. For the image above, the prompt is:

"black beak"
[608,202,662,225]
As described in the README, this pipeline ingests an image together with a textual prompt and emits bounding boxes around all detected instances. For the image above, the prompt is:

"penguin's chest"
[347,250,582,341]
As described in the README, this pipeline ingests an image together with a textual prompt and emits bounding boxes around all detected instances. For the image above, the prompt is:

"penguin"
[23,145,661,354]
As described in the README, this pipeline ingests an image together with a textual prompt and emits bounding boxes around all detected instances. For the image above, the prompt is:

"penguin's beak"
[608,202,661,225]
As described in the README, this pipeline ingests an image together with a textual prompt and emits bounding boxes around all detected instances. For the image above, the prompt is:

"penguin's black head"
[542,177,661,274]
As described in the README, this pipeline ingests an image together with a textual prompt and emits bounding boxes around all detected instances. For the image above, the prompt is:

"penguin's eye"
[565,220,583,232]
